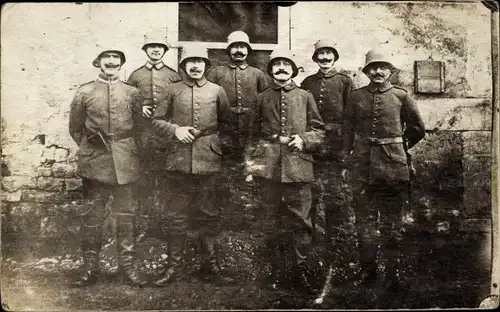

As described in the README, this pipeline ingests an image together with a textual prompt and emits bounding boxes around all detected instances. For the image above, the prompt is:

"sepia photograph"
[1,1,499,310]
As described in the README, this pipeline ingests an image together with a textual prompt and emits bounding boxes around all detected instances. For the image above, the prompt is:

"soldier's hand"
[341,168,349,182]
[245,174,253,183]
[288,134,304,151]
[142,105,153,118]
[174,126,196,144]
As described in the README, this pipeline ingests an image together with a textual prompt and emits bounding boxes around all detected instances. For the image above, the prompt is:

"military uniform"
[342,80,425,289]
[69,68,145,286]
[151,47,233,284]
[246,49,324,290]
[301,67,353,246]
[127,61,180,226]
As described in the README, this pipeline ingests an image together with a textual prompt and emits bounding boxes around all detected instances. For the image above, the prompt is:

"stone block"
[1,176,36,192]
[462,131,492,156]
[52,163,76,178]
[54,148,69,162]
[65,178,83,191]
[22,190,66,203]
[10,202,44,236]
[40,216,59,237]
[41,146,56,163]
[37,166,52,177]
[37,177,64,192]
[417,98,491,131]
[411,131,463,162]
[463,155,491,218]
[0,190,22,202]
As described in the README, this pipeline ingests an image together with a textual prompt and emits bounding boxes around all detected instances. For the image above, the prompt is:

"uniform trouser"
[158,172,221,268]
[80,178,138,272]
[312,161,350,256]
[137,165,161,233]
[352,180,408,274]
[257,177,313,267]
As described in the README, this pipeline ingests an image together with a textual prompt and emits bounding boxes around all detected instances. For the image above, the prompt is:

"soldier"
[69,46,146,287]
[126,32,180,238]
[300,39,354,274]
[151,45,234,285]
[340,49,425,293]
[206,31,269,213]
[245,48,325,293]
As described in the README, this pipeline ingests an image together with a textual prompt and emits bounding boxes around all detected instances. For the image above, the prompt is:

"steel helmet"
[92,45,126,68]
[267,48,299,78]
[179,45,211,70]
[312,39,339,62]
[226,31,252,53]
[362,49,395,73]
[142,31,169,51]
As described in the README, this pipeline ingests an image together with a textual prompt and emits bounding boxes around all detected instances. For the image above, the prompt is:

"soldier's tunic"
[301,68,354,249]
[206,61,268,152]
[127,61,181,224]
[151,76,233,235]
[69,73,143,263]
[245,80,324,262]
[341,81,425,271]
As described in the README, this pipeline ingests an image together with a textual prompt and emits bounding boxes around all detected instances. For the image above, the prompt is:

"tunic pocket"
[381,143,407,164]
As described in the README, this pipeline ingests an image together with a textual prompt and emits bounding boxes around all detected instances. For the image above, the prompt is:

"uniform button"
[319,100,323,104]
[281,110,285,113]
[281,130,286,134]
[194,125,198,128]
[154,98,157,101]
[281,103,286,107]
[372,131,375,135]
[319,94,323,97]
[282,117,286,120]
[238,103,242,106]
[281,123,285,126]
[320,88,324,91]
[194,117,199,121]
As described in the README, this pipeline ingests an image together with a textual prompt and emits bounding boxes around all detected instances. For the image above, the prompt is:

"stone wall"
[0,2,494,246]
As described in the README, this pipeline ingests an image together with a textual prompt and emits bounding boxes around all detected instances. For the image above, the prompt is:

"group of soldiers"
[68,30,426,296]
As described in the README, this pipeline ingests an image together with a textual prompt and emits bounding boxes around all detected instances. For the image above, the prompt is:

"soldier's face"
[229,43,249,62]
[366,63,392,84]
[271,59,294,82]
[316,49,336,69]
[145,44,166,61]
[185,58,206,80]
[99,52,122,76]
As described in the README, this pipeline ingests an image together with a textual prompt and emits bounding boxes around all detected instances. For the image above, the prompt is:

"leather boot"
[383,248,404,292]
[116,213,147,287]
[153,234,185,286]
[72,209,103,288]
[198,234,234,284]
[263,238,287,290]
[357,242,379,288]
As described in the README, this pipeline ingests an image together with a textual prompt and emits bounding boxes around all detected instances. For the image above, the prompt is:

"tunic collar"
[183,75,208,87]
[270,80,297,91]
[226,61,249,70]
[317,66,338,78]
[145,61,165,70]
[96,73,120,85]
[366,81,394,93]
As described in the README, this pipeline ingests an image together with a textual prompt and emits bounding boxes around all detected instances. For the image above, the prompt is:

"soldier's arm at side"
[343,76,355,109]
[257,70,269,92]
[300,91,325,152]
[131,89,145,143]
[340,92,356,168]
[205,67,218,84]
[216,86,234,152]
[402,92,426,149]
[68,89,85,145]
[151,88,178,139]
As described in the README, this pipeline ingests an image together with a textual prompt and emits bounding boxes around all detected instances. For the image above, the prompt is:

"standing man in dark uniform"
[127,33,181,237]
[69,46,146,287]
[245,48,324,293]
[301,39,354,274]
[151,45,234,285]
[206,31,268,213]
[340,49,425,293]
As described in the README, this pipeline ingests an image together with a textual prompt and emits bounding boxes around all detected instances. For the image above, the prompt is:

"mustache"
[232,52,246,57]
[189,68,203,73]
[318,58,333,63]
[104,64,120,68]
[274,69,290,75]
[372,74,385,78]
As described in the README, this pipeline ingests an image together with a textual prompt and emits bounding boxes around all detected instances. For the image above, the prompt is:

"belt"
[230,106,251,115]
[262,133,292,144]
[356,135,403,145]
[189,128,218,139]
[105,131,134,141]
[324,122,342,132]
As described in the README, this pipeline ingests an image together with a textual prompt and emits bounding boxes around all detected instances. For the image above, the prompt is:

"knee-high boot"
[116,213,147,286]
